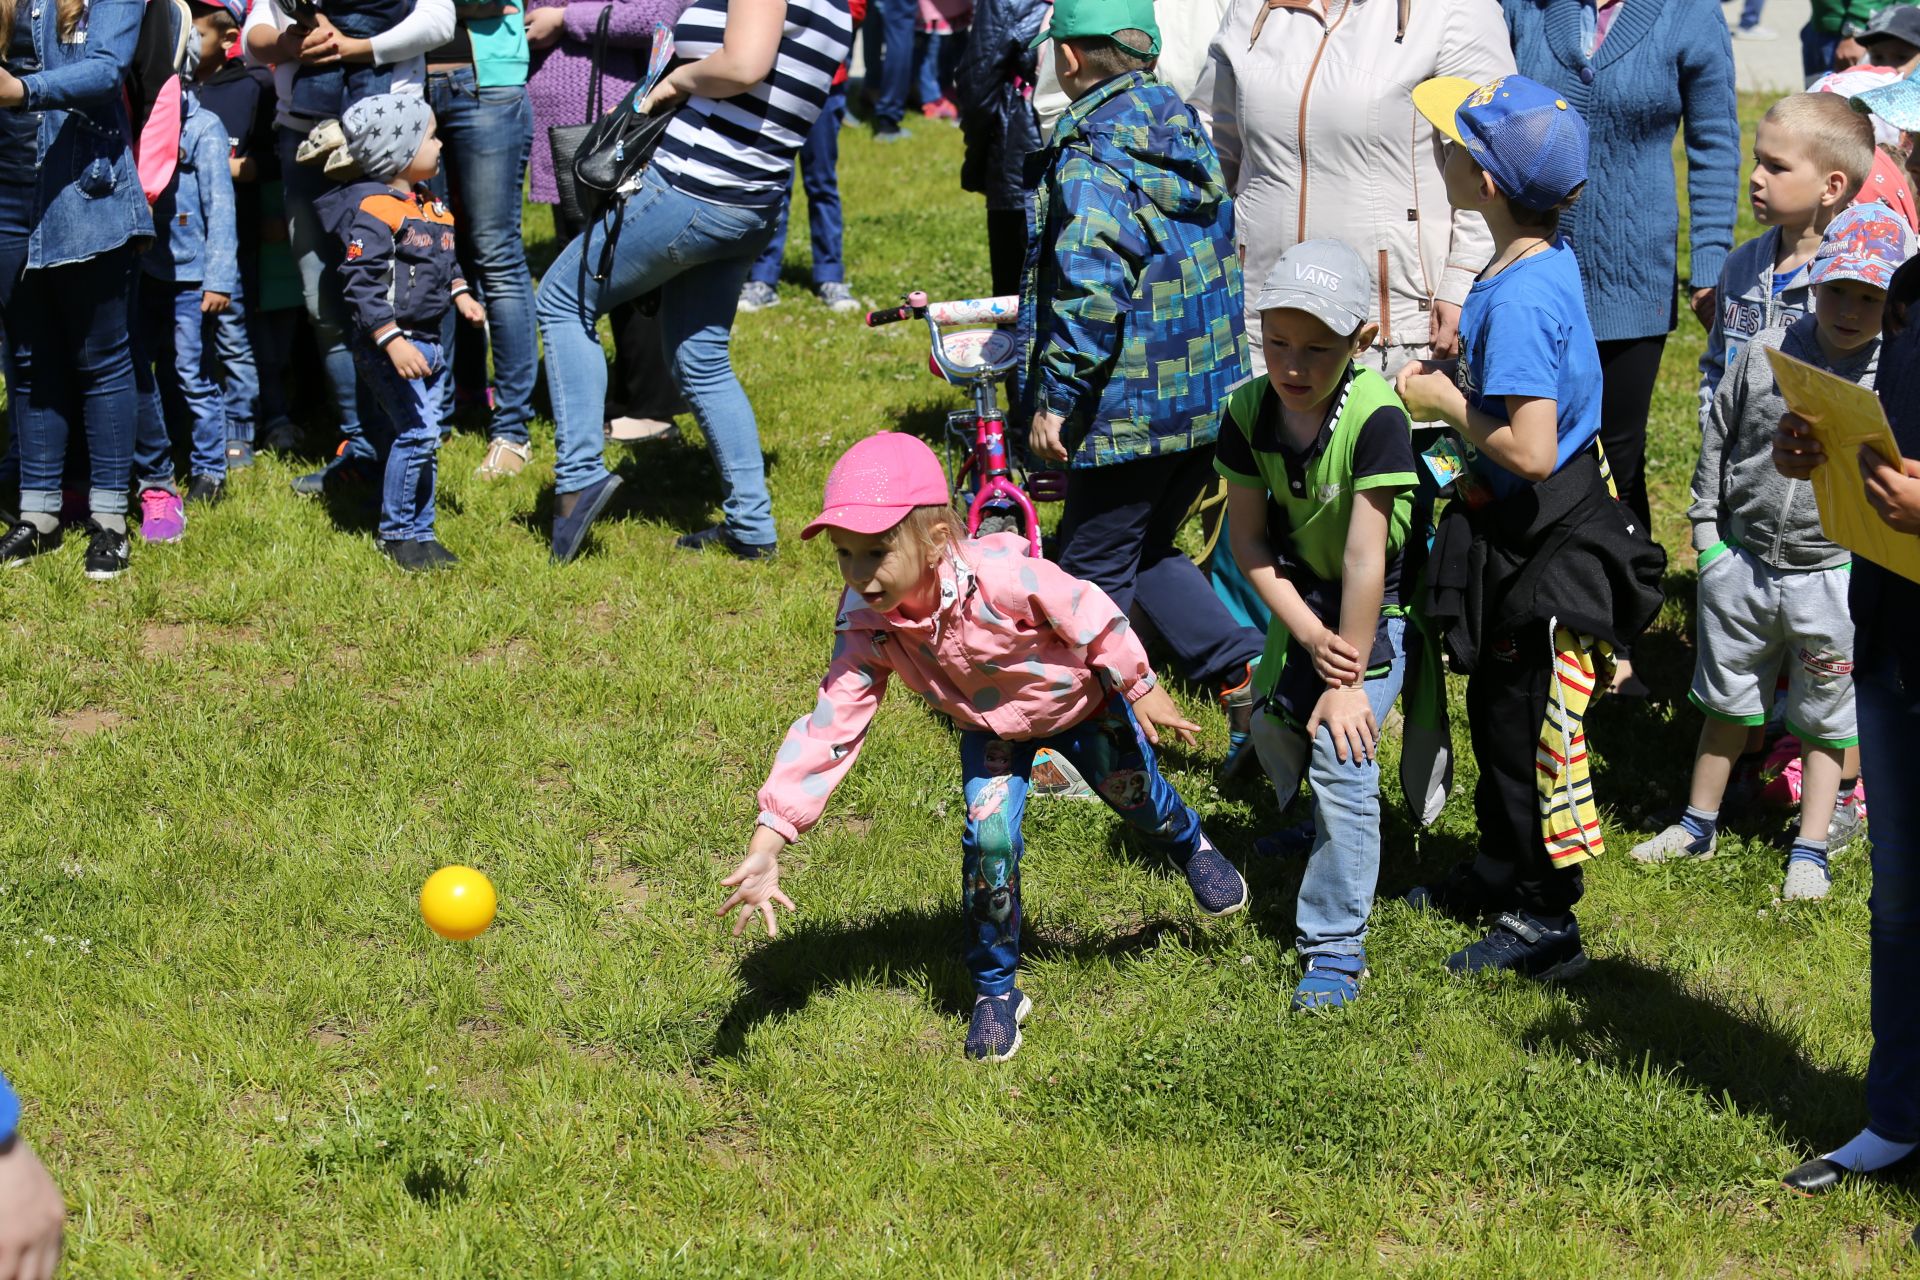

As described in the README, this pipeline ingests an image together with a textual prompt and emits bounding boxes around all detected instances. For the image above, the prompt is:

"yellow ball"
[419,866,497,940]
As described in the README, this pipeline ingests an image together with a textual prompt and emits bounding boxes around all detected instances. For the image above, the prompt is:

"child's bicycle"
[866,291,1091,797]
[865,291,1065,554]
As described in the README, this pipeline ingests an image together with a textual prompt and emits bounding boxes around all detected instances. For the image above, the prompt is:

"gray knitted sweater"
[1689,315,1879,572]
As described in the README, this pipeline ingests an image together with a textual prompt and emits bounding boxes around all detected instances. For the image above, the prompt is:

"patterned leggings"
[959,696,1203,996]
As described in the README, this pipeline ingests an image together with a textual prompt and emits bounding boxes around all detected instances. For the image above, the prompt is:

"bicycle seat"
[933,327,1018,379]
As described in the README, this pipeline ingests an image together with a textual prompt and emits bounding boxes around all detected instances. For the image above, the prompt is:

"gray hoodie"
[1689,314,1879,572]
[1696,227,1815,431]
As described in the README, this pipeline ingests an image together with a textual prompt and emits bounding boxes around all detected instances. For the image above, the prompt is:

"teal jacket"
[1017,70,1248,468]
[458,0,530,87]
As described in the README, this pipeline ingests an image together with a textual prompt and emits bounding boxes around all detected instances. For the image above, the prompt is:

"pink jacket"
[755,534,1157,841]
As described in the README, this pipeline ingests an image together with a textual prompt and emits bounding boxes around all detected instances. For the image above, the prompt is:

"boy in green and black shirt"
[1215,239,1418,1014]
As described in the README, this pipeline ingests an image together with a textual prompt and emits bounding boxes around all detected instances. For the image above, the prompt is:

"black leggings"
[1595,335,1667,532]
[986,207,1028,299]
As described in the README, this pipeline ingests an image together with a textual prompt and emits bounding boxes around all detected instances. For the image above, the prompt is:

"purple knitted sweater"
[526,0,694,203]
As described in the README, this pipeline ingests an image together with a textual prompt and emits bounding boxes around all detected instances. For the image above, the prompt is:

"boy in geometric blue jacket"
[1019,0,1262,758]
[314,94,484,572]
[134,82,243,531]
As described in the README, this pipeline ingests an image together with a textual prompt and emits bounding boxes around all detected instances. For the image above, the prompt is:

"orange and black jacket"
[315,180,472,346]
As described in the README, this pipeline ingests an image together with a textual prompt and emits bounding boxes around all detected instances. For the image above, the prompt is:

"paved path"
[1724,0,1816,94]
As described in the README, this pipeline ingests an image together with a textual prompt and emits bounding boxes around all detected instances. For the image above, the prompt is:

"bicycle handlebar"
[863,293,1020,328]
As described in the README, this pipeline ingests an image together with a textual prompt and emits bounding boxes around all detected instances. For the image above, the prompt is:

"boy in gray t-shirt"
[1635,203,1915,900]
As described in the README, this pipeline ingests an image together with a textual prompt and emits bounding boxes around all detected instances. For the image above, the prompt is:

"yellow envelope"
[1764,345,1920,585]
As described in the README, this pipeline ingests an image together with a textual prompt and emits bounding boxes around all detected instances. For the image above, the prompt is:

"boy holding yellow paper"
[1636,204,1916,900]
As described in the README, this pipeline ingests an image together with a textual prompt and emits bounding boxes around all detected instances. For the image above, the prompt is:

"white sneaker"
[1630,822,1716,864]
[817,281,861,313]
[738,281,780,312]
[1783,856,1832,901]
[1735,24,1778,40]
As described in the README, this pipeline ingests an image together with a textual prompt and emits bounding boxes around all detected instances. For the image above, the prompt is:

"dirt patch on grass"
[593,858,650,912]
[309,1024,352,1047]
[465,637,533,667]
[53,708,125,739]
[140,623,192,659]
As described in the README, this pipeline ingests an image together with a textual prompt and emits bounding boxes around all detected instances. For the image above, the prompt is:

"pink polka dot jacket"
[755,534,1159,842]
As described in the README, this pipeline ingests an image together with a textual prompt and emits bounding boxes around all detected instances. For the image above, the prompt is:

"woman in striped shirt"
[537,0,853,564]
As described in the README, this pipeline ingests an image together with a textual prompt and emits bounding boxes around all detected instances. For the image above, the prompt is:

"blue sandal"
[1291,953,1366,1012]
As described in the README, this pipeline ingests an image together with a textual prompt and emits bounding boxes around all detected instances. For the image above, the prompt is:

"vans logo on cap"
[1296,263,1343,291]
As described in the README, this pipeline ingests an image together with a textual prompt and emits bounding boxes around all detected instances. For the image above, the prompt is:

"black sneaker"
[0,520,62,568]
[873,121,908,143]
[1403,860,1510,925]
[82,521,130,581]
[185,474,225,506]
[413,539,459,570]
[1445,911,1589,981]
[675,523,777,561]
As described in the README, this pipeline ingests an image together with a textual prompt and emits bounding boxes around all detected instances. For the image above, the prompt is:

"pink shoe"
[139,488,185,544]
[921,97,958,121]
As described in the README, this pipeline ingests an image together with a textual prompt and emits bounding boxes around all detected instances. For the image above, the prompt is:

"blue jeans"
[213,291,259,446]
[251,305,300,428]
[426,68,537,446]
[535,167,780,544]
[960,696,1205,995]
[278,126,377,460]
[1250,617,1408,958]
[1802,24,1839,77]
[915,30,946,104]
[749,84,847,288]
[863,0,916,127]
[8,240,139,518]
[1859,657,1920,1141]
[136,279,230,482]
[351,334,447,543]
[1054,450,1266,687]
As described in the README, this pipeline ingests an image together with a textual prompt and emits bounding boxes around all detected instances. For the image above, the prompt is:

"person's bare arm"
[640,0,785,110]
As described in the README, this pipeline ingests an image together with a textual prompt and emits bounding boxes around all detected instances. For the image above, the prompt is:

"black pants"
[1595,335,1666,532]
[986,207,1028,299]
[1053,449,1264,688]
[552,204,686,422]
[1463,625,1585,921]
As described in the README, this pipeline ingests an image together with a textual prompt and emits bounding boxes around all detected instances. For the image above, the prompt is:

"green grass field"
[2,93,1914,1277]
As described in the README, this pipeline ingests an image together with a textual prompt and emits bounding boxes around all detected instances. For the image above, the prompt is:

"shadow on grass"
[1521,955,1865,1155]
[511,442,785,552]
[707,904,1182,1059]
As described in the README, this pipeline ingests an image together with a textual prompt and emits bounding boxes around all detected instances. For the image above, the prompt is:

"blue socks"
[1680,805,1718,852]
[1788,836,1830,870]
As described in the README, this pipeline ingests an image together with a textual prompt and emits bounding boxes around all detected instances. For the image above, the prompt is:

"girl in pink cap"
[718,432,1249,1063]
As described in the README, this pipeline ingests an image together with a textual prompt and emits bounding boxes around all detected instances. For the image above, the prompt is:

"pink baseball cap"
[800,433,951,540]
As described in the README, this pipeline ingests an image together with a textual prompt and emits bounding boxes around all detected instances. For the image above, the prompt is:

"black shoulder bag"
[547,4,613,230]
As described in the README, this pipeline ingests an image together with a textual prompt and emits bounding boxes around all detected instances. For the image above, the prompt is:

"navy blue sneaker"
[1446,911,1589,981]
[1183,835,1248,917]
[1291,953,1366,1012]
[964,989,1032,1062]
[550,473,624,564]
[675,523,777,561]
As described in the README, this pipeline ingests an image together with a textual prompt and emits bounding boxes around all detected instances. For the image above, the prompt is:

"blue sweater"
[1503,0,1740,343]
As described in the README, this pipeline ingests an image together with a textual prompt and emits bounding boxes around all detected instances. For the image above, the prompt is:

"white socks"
[1824,1128,1917,1173]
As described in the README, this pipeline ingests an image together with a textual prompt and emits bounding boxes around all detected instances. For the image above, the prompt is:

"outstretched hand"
[1130,683,1199,749]
[718,828,795,938]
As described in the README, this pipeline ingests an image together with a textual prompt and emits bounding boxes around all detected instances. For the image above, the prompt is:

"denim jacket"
[142,94,238,293]
[1018,71,1248,468]
[14,0,155,269]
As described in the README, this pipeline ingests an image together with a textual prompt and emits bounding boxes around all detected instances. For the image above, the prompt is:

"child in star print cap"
[720,431,1249,1063]
[310,95,486,571]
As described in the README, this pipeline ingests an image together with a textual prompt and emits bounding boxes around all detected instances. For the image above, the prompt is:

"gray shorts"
[1691,541,1857,747]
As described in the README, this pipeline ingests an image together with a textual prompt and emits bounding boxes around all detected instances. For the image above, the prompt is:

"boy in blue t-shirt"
[1393,75,1666,984]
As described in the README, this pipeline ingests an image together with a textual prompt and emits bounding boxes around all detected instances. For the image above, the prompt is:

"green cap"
[1030,0,1160,58]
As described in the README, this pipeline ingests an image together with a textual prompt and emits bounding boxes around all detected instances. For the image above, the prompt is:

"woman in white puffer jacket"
[1191,0,1515,375]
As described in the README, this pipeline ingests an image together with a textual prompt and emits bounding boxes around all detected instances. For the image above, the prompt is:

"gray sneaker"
[817,281,860,313]
[1783,856,1832,901]
[1829,792,1867,850]
[738,280,780,312]
[1630,822,1716,864]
